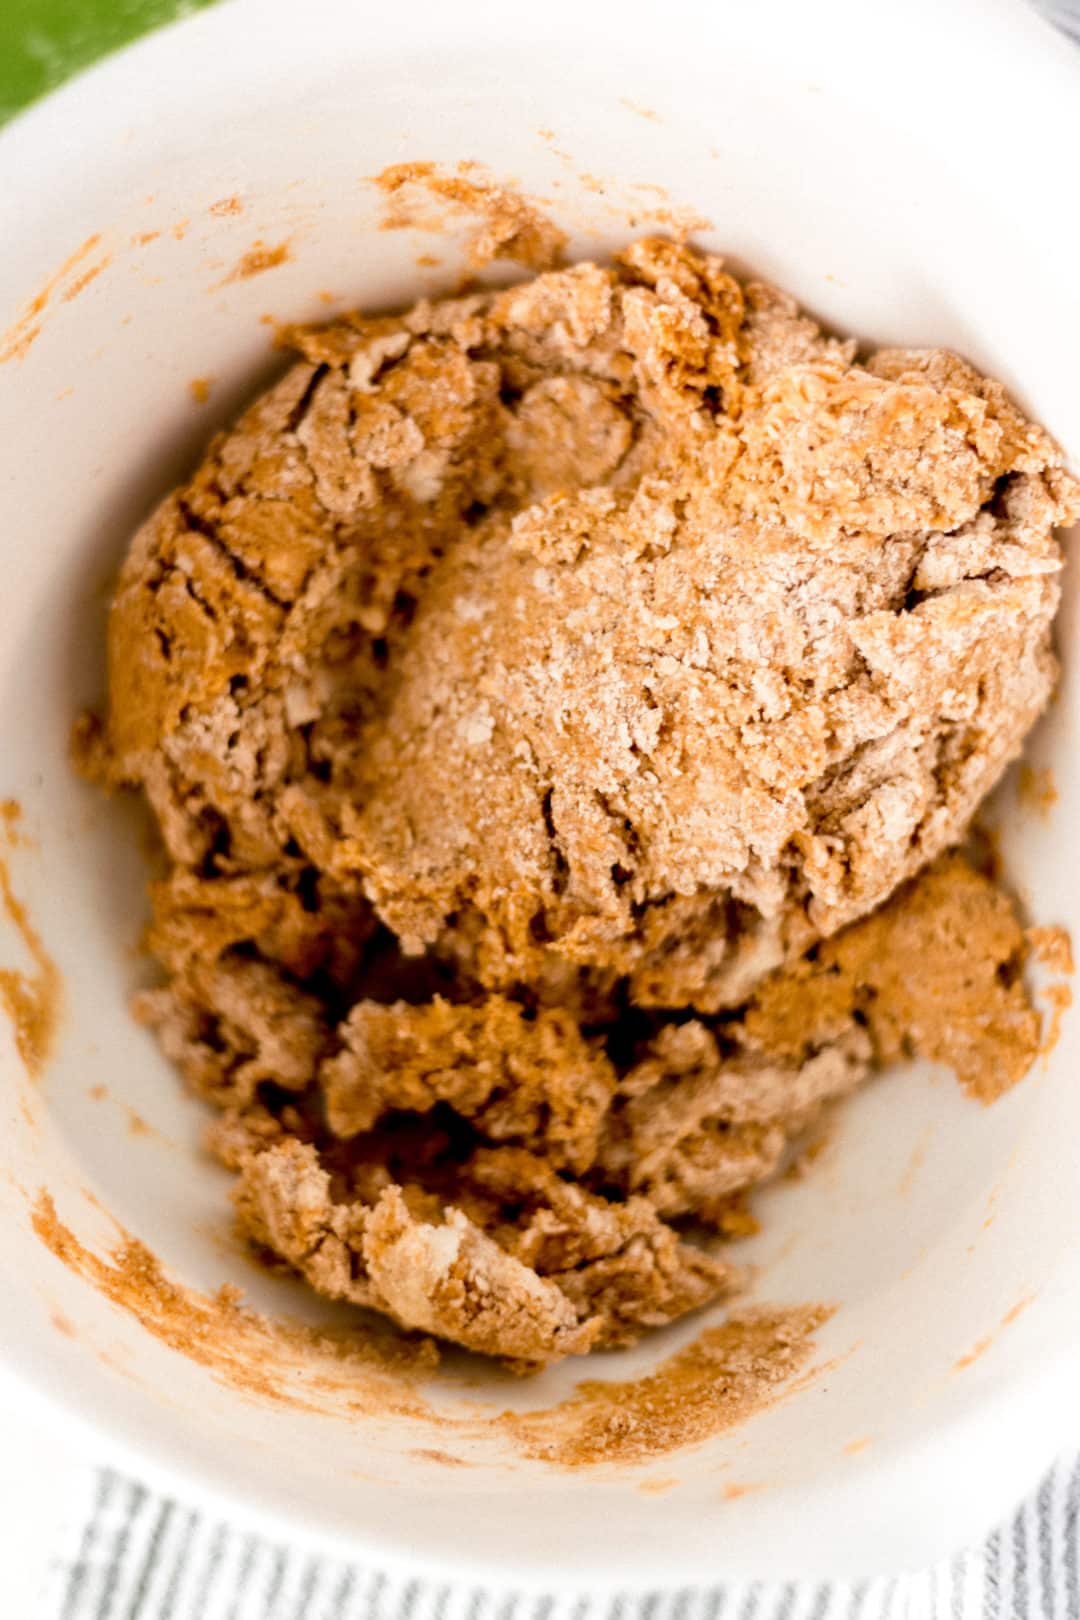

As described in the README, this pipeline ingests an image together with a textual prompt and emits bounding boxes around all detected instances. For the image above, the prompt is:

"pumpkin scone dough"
[82,238,1076,1367]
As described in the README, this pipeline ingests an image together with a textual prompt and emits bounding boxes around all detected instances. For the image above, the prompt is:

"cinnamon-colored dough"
[81,238,1076,1367]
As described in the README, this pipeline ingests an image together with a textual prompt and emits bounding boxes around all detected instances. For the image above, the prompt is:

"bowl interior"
[1,0,1079,1587]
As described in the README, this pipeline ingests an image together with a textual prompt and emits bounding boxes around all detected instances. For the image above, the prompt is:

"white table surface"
[0,1371,90,1615]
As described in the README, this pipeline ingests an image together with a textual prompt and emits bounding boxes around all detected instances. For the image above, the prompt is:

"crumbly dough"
[81,238,1077,1367]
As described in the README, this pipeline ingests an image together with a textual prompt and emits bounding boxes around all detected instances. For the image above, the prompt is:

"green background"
[0,0,214,124]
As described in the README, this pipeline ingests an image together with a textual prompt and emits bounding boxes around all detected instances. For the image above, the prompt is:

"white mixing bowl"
[1,0,1079,1590]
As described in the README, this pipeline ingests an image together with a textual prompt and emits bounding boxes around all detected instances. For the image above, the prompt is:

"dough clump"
[83,239,1076,1366]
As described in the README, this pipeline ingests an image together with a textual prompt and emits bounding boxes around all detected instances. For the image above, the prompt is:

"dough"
[83,239,1076,1366]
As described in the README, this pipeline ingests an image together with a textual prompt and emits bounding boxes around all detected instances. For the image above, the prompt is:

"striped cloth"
[1039,0,1080,38]
[37,1455,1080,1619]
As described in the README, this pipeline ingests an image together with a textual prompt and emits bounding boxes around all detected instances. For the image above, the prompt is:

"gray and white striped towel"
[37,1453,1080,1619]
[1039,0,1080,38]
